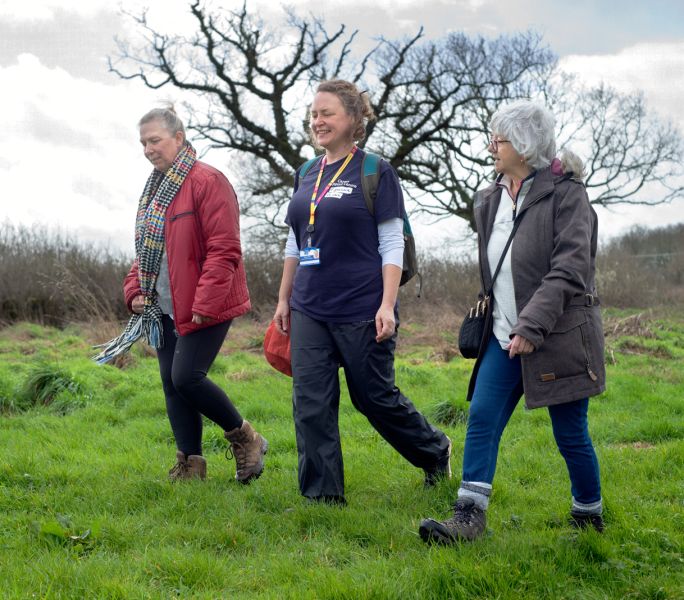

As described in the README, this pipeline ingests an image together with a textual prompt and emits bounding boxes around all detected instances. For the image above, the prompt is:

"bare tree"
[368,31,556,230]
[574,85,683,206]
[110,2,684,241]
[110,2,388,243]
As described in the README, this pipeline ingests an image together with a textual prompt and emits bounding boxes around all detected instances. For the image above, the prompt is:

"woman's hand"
[375,304,396,343]
[192,313,216,325]
[274,299,291,335]
[506,334,535,359]
[131,295,145,314]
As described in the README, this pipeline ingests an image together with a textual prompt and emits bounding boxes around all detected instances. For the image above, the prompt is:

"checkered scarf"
[93,142,197,364]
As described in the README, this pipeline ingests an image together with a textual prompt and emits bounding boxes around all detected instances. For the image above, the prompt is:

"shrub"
[1,221,682,327]
[0,222,130,326]
[20,363,83,409]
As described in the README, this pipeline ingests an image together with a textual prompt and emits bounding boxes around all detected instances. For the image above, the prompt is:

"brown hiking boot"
[419,497,487,545]
[168,450,207,481]
[224,420,268,484]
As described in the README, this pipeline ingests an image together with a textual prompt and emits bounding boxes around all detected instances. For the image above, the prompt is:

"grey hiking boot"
[570,511,605,533]
[424,437,452,487]
[224,420,268,484]
[168,450,207,481]
[419,497,487,544]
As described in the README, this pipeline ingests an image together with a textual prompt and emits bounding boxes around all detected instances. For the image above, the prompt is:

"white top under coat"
[487,176,534,349]
[284,217,404,268]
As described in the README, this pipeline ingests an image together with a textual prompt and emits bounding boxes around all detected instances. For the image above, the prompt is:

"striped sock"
[572,496,603,515]
[458,481,492,510]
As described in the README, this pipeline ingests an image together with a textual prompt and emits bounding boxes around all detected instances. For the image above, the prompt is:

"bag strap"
[299,156,321,180]
[294,156,323,193]
[485,211,525,297]
[360,152,381,215]
[361,152,412,226]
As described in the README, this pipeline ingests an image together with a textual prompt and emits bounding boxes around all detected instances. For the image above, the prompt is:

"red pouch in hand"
[263,320,292,377]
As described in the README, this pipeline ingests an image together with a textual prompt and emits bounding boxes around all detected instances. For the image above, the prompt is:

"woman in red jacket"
[96,106,267,484]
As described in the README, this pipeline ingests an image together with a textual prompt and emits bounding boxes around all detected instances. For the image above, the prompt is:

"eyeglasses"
[488,138,511,152]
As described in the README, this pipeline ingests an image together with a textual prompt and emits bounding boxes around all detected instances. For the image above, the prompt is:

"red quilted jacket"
[123,161,251,336]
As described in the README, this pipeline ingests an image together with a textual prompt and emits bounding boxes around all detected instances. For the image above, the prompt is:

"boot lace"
[169,460,189,478]
[225,440,247,469]
[447,500,477,526]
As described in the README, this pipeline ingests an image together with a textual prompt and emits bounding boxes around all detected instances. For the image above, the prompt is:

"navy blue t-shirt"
[286,148,404,322]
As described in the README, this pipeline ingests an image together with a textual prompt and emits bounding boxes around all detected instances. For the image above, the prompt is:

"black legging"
[157,314,242,456]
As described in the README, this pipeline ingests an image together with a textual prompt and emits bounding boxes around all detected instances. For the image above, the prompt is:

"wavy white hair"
[490,100,556,171]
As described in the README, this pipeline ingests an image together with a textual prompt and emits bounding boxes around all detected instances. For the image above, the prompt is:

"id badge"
[299,246,320,266]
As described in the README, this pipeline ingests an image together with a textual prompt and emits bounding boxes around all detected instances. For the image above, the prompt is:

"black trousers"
[290,309,450,498]
[156,315,242,456]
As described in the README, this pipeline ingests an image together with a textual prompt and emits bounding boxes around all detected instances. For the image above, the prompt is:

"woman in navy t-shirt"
[273,79,451,504]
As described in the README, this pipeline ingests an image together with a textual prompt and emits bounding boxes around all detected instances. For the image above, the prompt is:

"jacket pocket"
[169,210,205,271]
[526,309,597,383]
[170,210,195,222]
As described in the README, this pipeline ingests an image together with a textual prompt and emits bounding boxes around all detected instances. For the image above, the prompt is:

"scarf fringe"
[93,311,164,365]
[142,314,163,350]
[92,315,143,364]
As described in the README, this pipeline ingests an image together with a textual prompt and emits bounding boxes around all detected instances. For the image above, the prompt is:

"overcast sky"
[1,0,683,256]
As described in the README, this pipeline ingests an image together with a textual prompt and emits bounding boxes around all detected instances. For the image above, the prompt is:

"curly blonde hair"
[308,80,376,146]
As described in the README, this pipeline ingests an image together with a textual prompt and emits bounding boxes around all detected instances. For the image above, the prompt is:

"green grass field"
[0,309,682,599]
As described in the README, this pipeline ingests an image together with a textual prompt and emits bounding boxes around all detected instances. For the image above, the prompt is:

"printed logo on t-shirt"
[325,179,357,199]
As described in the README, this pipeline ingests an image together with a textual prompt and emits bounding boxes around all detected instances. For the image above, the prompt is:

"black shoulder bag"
[458,213,525,359]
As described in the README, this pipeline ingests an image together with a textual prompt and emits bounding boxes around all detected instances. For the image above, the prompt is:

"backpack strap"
[294,156,323,192]
[360,152,381,216]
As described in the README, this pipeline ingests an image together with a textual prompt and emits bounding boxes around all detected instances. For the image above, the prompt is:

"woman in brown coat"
[419,100,606,544]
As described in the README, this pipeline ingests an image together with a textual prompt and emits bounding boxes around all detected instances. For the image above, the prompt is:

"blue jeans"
[462,335,601,505]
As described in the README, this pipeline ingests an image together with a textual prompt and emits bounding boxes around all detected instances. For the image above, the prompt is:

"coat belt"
[569,293,600,307]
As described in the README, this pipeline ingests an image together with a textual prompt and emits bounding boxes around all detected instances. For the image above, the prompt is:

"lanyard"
[307,146,357,241]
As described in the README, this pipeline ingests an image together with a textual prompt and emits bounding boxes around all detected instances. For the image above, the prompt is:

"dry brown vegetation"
[1,222,682,340]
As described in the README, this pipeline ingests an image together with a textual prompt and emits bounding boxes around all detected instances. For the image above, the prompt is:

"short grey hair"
[138,105,186,141]
[490,100,556,171]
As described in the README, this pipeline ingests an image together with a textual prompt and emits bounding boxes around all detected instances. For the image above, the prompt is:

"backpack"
[297,152,419,289]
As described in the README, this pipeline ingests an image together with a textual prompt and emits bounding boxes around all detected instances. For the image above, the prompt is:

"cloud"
[560,42,684,130]
[72,177,118,210]
[0,0,112,21]
[0,52,243,254]
[1,2,681,254]
[24,104,97,149]
[0,54,161,253]
[446,0,684,55]
[2,54,153,142]
[558,42,684,239]
[0,6,122,82]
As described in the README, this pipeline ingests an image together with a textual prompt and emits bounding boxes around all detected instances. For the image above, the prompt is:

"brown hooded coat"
[467,167,606,408]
